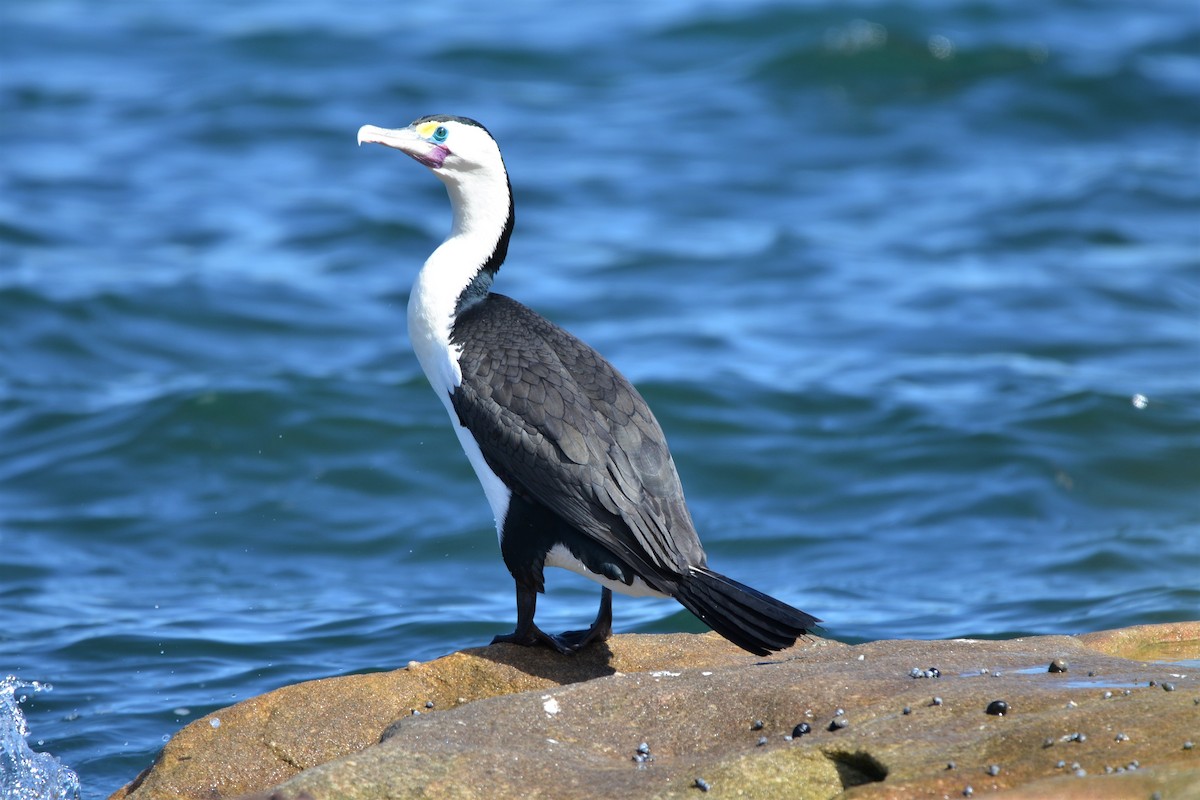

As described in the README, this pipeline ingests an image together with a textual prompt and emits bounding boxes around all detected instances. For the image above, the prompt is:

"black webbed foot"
[491,586,613,654]
[491,625,583,654]
[545,589,612,651]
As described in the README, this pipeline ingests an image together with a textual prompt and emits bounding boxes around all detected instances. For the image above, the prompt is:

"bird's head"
[357,114,514,272]
[357,115,503,180]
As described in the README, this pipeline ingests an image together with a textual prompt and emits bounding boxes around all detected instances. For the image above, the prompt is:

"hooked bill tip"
[357,124,383,147]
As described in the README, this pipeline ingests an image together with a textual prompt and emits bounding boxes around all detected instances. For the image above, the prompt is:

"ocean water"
[1,0,1197,795]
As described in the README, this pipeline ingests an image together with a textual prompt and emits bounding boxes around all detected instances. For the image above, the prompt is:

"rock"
[110,633,761,800]
[109,622,1200,800]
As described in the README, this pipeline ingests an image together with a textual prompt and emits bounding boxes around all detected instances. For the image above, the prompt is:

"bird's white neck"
[407,164,514,396]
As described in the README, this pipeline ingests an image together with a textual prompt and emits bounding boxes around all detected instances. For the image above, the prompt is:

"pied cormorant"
[357,115,818,656]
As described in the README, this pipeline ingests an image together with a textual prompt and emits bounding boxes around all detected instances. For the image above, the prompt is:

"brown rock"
[110,623,1200,800]
[1078,621,1200,663]
[110,633,767,800]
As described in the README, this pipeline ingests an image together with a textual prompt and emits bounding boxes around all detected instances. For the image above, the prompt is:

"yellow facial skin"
[415,121,442,139]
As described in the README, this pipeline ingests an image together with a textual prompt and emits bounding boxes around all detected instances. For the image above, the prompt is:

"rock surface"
[111,622,1200,800]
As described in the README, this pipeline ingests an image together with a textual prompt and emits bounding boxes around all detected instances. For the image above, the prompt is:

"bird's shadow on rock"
[467,640,618,684]
[379,642,617,745]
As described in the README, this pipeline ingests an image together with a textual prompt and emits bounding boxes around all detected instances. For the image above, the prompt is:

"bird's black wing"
[449,294,705,579]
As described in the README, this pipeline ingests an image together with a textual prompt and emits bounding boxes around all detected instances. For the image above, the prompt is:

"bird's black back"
[449,294,706,580]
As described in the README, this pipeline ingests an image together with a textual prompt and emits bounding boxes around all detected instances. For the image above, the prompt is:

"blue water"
[2,0,1197,796]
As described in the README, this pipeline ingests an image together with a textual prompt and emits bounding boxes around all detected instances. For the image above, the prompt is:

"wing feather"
[450,294,704,576]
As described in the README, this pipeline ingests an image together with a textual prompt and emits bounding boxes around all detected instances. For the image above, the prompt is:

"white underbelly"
[407,269,514,539]
[448,416,512,538]
[544,543,669,598]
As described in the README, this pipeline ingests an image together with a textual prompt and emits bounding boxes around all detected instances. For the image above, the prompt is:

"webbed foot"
[491,586,613,654]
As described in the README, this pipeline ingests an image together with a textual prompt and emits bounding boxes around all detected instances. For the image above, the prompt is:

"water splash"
[0,677,80,800]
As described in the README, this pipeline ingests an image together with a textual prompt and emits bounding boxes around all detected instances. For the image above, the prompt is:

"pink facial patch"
[415,144,450,169]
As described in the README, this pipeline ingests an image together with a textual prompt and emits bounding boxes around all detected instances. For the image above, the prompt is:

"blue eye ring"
[432,126,449,143]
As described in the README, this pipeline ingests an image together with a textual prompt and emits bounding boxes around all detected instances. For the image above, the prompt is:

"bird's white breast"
[408,244,512,536]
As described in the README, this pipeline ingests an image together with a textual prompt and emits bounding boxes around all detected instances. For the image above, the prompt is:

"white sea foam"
[0,677,80,800]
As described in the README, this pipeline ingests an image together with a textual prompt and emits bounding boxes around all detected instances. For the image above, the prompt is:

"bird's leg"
[491,584,612,654]
[491,581,574,654]
[554,587,613,650]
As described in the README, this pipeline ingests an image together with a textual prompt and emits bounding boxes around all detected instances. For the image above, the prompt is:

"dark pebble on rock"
[425,700,434,709]
[750,719,764,731]
[985,700,1008,716]
[694,777,710,792]
[828,717,849,732]
[946,761,956,770]
[963,786,973,797]
[757,735,768,747]
[931,696,943,706]
[902,706,912,715]
[1162,682,1175,692]
[792,722,811,737]
[1184,741,1195,751]
[1048,658,1068,673]
[986,764,1000,776]
[928,667,940,678]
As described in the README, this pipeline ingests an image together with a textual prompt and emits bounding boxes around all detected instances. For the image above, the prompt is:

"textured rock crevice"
[825,749,889,789]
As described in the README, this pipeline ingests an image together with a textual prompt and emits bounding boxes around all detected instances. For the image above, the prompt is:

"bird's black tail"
[674,566,819,657]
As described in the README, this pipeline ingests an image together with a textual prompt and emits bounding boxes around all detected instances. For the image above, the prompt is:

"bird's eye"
[432,126,449,143]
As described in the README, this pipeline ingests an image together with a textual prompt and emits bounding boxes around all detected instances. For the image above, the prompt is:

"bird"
[357,115,819,656]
